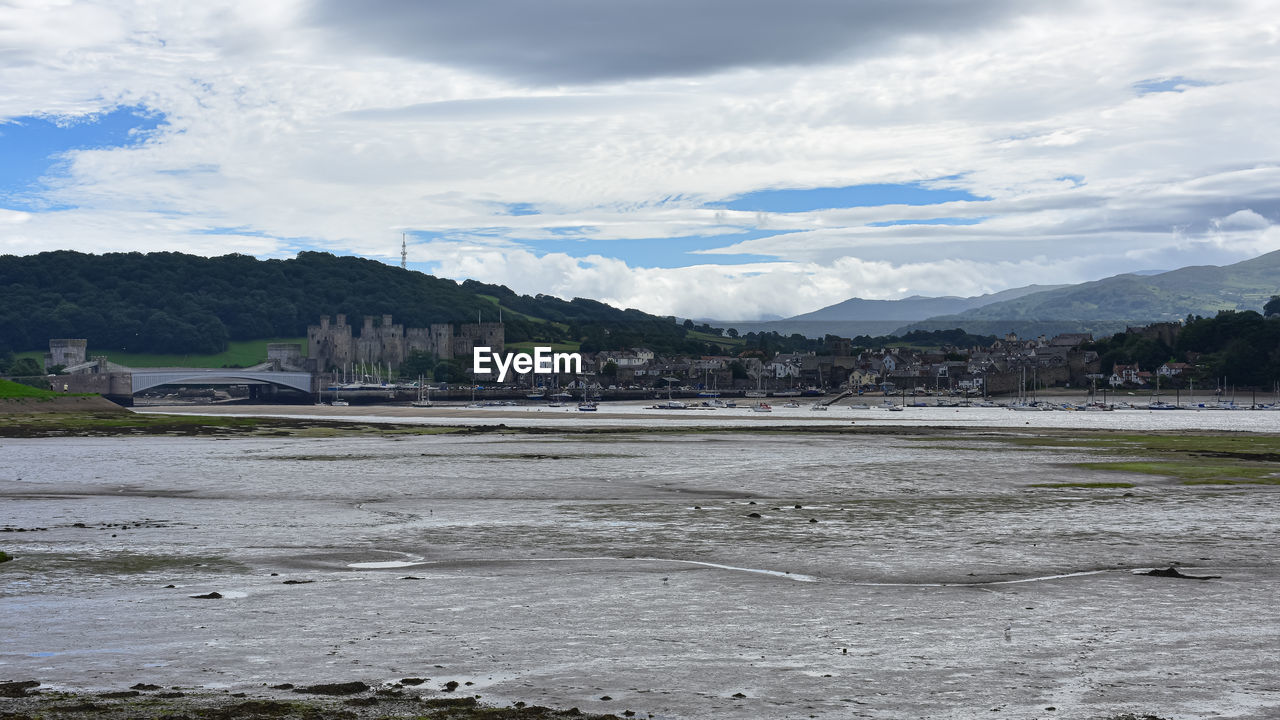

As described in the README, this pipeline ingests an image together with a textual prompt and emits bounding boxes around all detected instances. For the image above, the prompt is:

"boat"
[886,405,904,412]
[774,389,801,398]
[810,403,828,411]
[750,403,772,412]
[410,376,433,407]
[782,400,800,408]
[848,403,871,410]
[650,400,688,410]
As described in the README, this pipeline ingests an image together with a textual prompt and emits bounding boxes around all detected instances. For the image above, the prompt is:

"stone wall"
[307,315,503,371]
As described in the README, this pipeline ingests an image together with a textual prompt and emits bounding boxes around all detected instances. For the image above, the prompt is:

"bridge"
[129,368,313,395]
[56,357,315,404]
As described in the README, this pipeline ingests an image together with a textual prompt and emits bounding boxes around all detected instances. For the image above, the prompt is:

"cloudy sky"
[2,1,1278,320]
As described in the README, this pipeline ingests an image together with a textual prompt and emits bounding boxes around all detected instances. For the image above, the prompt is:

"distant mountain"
[896,250,1280,338]
[710,284,1064,338]
[789,285,1065,322]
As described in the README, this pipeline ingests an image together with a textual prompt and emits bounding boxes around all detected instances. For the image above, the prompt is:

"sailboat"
[1147,372,1178,409]
[577,385,598,411]
[411,376,432,407]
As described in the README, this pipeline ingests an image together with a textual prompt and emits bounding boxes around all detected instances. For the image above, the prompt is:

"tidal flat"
[2,415,1278,719]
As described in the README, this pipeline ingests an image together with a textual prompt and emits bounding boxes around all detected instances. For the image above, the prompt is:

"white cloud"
[1,1,1278,319]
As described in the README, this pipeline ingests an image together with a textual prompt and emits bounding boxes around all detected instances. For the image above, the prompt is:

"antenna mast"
[400,233,407,269]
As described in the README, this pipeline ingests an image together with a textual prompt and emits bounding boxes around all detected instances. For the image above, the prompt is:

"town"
[22,313,1267,407]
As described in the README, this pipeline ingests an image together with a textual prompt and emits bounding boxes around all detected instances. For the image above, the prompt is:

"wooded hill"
[0,251,721,357]
[898,249,1280,337]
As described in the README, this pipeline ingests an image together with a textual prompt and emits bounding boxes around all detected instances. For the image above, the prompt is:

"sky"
[2,1,1279,320]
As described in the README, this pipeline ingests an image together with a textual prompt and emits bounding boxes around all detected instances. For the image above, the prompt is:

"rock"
[746,512,762,518]
[293,681,370,696]
[129,683,162,691]
[190,591,223,599]
[269,683,294,690]
[0,680,40,698]
[443,680,460,692]
[600,695,612,701]
[281,579,314,584]
[163,584,176,589]
[1142,566,1221,580]
[98,690,141,699]
[732,692,747,698]
[399,677,426,685]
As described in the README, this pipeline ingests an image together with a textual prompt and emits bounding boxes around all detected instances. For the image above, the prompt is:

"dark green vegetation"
[730,327,998,357]
[0,410,474,439]
[0,250,730,358]
[1005,431,1280,486]
[0,551,12,563]
[0,378,66,399]
[1085,309,1280,387]
[900,249,1280,337]
[0,682,625,719]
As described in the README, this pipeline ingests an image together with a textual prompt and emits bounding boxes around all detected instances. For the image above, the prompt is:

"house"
[1158,362,1192,377]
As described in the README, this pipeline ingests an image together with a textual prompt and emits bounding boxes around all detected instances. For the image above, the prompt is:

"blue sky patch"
[496,202,540,216]
[512,228,791,268]
[706,181,984,213]
[1133,76,1213,95]
[0,105,164,208]
[867,217,985,227]
[408,227,791,269]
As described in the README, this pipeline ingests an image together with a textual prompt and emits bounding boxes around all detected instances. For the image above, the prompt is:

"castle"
[306,314,504,372]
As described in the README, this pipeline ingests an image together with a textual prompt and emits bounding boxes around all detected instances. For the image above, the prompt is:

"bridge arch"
[130,370,313,395]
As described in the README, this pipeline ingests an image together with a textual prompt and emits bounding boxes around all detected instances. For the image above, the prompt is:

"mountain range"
[897,250,1280,338]
[712,250,1280,339]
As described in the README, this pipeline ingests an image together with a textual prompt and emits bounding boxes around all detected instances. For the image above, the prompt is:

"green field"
[689,329,743,350]
[476,294,572,332]
[0,378,65,399]
[16,338,308,369]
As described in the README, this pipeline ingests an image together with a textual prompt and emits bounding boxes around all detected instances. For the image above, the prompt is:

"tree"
[8,358,43,376]
[601,360,618,378]
[1265,295,1280,317]
[400,351,437,380]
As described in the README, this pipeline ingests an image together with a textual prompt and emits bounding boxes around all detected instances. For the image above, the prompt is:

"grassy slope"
[0,378,62,399]
[476,294,572,333]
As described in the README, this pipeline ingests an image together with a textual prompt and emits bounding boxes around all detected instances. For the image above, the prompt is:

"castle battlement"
[306,315,503,372]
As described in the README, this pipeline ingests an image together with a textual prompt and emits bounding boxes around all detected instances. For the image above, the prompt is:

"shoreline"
[0,680,626,719]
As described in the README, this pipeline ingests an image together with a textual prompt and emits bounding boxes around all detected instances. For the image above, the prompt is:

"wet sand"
[2,417,1278,719]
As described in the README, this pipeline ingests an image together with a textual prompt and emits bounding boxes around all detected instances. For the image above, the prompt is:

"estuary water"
[2,418,1278,719]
